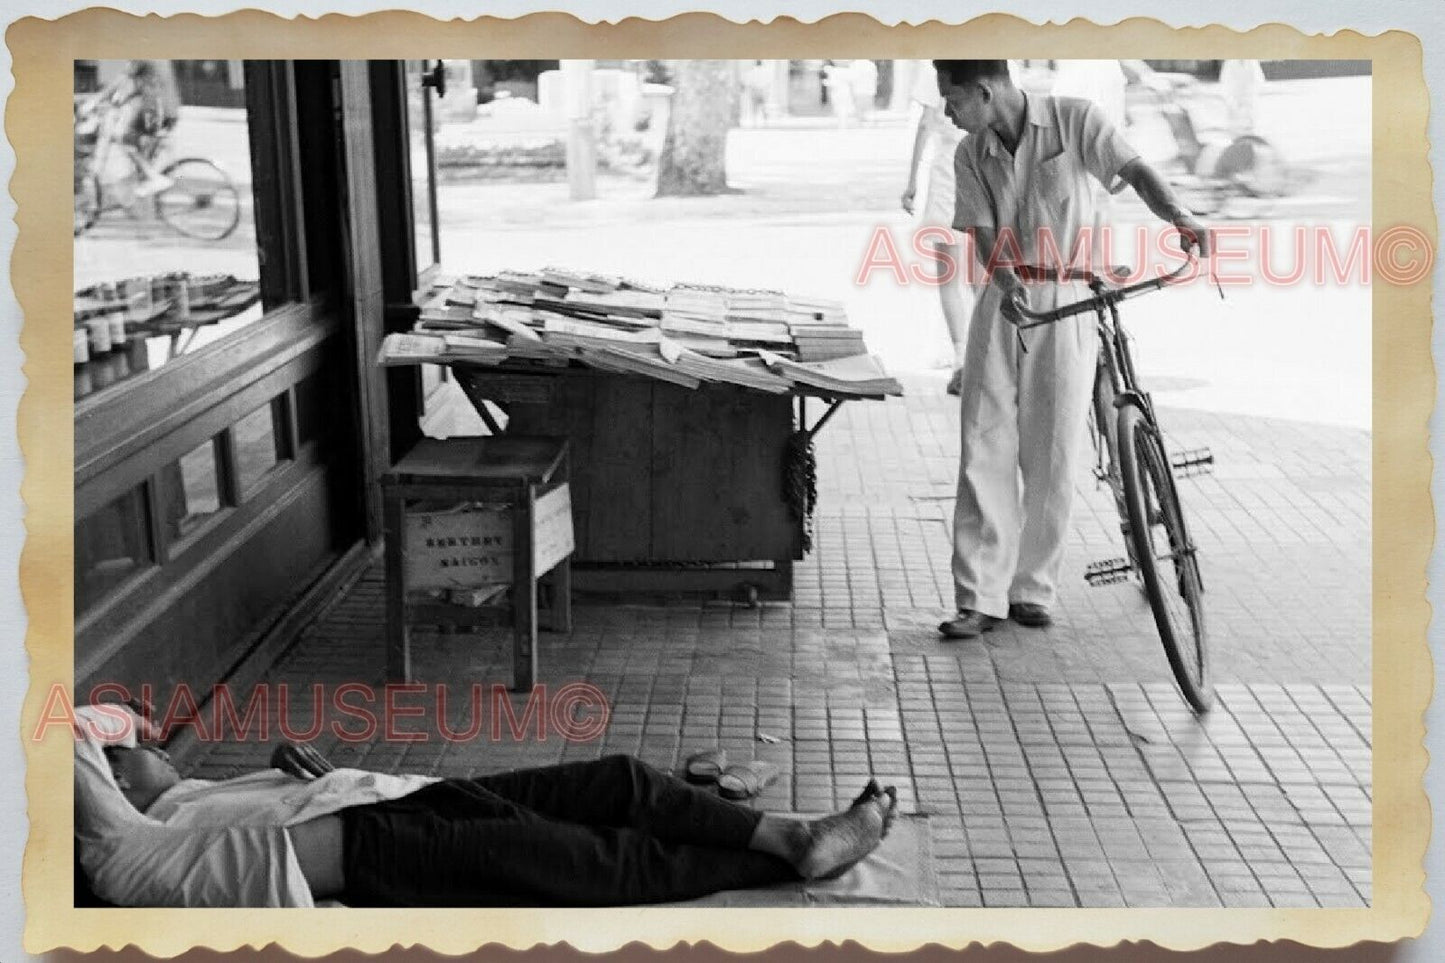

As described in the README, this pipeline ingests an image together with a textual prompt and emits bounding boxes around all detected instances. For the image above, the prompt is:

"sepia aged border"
[13,8,1432,956]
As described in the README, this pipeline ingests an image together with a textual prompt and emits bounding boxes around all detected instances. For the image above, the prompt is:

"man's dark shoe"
[938,610,1001,639]
[1008,602,1053,627]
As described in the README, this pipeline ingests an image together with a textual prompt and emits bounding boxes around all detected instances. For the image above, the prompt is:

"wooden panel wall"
[78,472,335,699]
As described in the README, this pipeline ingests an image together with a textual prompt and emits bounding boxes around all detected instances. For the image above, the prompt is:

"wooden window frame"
[74,60,333,632]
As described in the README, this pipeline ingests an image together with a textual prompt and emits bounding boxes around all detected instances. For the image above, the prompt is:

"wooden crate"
[402,483,573,590]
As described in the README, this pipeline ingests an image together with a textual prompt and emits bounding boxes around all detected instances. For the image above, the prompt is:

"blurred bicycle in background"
[1120,59,1315,218]
[73,62,242,241]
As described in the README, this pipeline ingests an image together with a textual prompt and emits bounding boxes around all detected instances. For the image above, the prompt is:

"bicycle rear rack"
[1085,557,1133,586]
[1170,447,1214,477]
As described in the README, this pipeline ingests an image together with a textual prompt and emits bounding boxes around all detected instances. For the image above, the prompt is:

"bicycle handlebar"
[1008,248,1201,328]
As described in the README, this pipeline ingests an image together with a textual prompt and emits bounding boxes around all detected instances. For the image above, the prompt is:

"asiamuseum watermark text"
[35,682,611,744]
[855,223,1432,287]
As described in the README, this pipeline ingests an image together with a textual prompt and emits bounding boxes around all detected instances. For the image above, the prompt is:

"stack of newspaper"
[375,269,903,398]
[758,351,904,397]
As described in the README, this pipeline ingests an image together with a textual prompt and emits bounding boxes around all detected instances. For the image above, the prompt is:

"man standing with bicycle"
[933,59,1212,639]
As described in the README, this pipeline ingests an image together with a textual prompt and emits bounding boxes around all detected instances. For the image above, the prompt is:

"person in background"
[849,59,879,125]
[823,61,857,127]
[933,59,1211,639]
[1218,59,1267,138]
[741,60,772,128]
[901,59,971,394]
[91,60,181,197]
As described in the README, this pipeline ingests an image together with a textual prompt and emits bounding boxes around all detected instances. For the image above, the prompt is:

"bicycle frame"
[1008,252,1216,712]
[1076,288,1156,591]
[1089,297,1132,488]
[1015,265,1175,499]
[1012,253,1215,574]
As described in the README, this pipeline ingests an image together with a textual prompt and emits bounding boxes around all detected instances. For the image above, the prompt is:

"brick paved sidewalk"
[182,374,1371,908]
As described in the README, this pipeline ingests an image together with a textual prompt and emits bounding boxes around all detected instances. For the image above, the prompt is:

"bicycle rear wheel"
[156,158,241,241]
[1117,402,1212,713]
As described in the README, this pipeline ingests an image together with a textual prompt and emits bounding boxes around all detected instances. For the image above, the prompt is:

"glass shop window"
[72,59,271,401]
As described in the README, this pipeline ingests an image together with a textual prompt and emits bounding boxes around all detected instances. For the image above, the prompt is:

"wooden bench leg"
[383,493,411,683]
[512,486,538,691]
[540,561,572,633]
[554,559,572,633]
[554,449,572,633]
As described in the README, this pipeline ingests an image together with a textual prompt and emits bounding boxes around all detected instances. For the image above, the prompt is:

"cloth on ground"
[660,814,938,907]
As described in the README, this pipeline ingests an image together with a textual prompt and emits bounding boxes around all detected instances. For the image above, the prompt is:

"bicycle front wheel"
[1117,402,1212,713]
[156,158,241,241]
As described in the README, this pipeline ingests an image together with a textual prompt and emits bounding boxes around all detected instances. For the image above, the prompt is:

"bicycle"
[1008,249,1216,714]
[73,98,242,242]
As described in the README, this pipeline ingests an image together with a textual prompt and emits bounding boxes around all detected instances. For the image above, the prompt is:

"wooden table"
[451,365,850,600]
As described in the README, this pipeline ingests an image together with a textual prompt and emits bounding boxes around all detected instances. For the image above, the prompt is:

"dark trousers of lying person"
[343,756,801,906]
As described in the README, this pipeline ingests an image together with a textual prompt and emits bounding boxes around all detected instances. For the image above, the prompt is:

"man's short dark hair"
[933,60,1012,88]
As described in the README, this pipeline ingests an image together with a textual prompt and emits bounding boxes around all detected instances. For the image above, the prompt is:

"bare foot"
[788,783,895,880]
[849,779,899,838]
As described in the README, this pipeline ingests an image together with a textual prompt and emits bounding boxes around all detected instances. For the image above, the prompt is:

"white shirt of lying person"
[73,705,439,907]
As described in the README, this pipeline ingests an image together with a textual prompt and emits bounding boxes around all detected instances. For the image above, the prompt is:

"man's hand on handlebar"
[993,271,1031,326]
[1172,213,1212,259]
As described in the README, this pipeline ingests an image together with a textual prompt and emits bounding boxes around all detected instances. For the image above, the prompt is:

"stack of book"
[788,322,867,361]
[374,268,903,398]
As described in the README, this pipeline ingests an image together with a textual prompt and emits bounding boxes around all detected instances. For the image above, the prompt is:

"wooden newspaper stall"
[381,270,903,599]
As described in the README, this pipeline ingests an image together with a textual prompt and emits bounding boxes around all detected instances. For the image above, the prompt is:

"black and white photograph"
[62,44,1384,927]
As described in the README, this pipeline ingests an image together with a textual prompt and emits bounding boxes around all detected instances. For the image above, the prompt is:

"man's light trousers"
[951,283,1099,618]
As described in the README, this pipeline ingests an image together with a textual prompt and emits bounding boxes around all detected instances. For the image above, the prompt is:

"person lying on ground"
[74,703,897,908]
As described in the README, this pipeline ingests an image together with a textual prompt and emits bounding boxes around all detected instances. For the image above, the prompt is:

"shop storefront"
[73,60,440,698]
[73,57,903,699]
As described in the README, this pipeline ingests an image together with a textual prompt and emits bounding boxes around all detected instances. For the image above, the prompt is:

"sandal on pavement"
[717,760,781,800]
[684,748,728,784]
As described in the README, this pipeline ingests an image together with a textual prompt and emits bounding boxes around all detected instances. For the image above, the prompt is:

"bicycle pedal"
[1085,557,1133,586]
[1170,447,1214,477]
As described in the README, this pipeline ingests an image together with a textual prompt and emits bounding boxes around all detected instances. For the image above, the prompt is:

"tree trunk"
[655,60,738,196]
